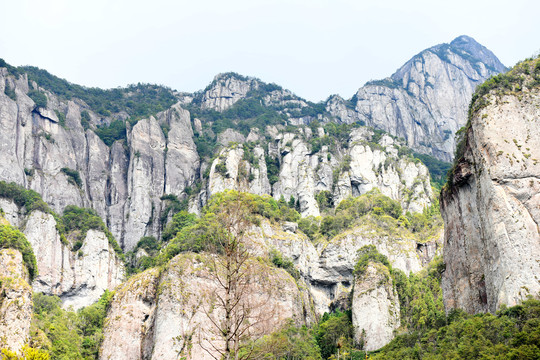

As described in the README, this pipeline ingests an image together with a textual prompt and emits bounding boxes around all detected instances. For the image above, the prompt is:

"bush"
[0,224,38,280]
[31,291,113,359]
[60,168,82,187]
[27,90,48,108]
[61,206,124,260]
[0,181,50,215]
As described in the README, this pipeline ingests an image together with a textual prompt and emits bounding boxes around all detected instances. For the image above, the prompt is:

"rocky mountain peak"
[449,35,507,72]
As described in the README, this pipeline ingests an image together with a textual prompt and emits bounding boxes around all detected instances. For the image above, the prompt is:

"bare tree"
[198,198,274,360]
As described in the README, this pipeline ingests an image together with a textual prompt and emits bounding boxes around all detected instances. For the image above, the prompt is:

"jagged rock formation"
[208,127,433,217]
[100,253,314,360]
[352,262,400,351]
[441,57,540,314]
[246,218,441,315]
[328,36,506,161]
[0,201,125,309]
[0,248,32,353]
[0,69,199,250]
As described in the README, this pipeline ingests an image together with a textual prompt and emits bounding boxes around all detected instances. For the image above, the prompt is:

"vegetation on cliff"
[29,291,113,360]
[0,223,38,280]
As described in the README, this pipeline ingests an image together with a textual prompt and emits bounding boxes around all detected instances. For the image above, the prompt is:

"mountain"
[328,35,506,161]
[1,37,536,359]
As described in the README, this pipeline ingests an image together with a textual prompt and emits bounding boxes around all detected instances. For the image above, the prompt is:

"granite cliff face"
[0,35,501,251]
[352,262,400,351]
[441,57,540,314]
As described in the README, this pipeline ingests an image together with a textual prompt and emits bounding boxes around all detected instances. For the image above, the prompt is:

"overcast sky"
[1,0,539,102]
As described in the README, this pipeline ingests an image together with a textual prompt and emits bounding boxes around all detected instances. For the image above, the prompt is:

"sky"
[1,0,539,102]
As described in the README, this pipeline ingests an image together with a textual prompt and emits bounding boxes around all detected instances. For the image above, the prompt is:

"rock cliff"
[0,199,125,309]
[441,57,540,314]
[100,253,314,360]
[208,128,433,217]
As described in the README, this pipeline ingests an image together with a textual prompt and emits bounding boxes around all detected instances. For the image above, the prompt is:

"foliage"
[4,82,17,101]
[161,211,197,243]
[60,206,124,260]
[159,194,188,226]
[0,346,50,359]
[80,111,91,131]
[159,191,300,262]
[27,90,48,108]
[315,311,356,359]
[93,120,127,146]
[265,155,280,186]
[21,66,176,119]
[60,168,82,188]
[372,298,540,359]
[269,248,299,280]
[0,181,51,215]
[30,291,114,359]
[242,320,322,360]
[0,224,38,280]
[353,245,391,276]
[413,152,451,189]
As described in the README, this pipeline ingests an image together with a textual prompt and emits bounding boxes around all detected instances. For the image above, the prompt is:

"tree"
[198,198,274,360]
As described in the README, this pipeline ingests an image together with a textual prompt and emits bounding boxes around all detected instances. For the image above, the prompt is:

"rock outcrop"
[0,69,199,250]
[100,253,314,360]
[23,211,125,309]
[208,127,433,216]
[0,248,32,353]
[352,262,400,351]
[246,218,441,315]
[441,57,540,314]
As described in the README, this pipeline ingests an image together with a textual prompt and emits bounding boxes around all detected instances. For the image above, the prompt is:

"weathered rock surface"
[352,262,400,351]
[441,61,540,314]
[0,248,32,353]
[247,219,441,315]
[100,253,314,360]
[328,36,506,161]
[208,128,433,216]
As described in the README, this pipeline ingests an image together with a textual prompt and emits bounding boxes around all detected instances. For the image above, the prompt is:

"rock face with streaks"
[0,68,199,250]
[441,57,540,314]
[0,201,125,309]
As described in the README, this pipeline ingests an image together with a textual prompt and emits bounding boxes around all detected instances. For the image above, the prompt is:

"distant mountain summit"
[327,35,506,161]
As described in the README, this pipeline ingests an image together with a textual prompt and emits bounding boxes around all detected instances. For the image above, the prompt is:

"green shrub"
[60,168,82,187]
[27,89,48,108]
[94,120,127,147]
[353,244,391,276]
[269,248,299,280]
[0,181,50,214]
[31,291,113,359]
[61,206,124,260]
[80,111,91,130]
[0,224,38,280]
